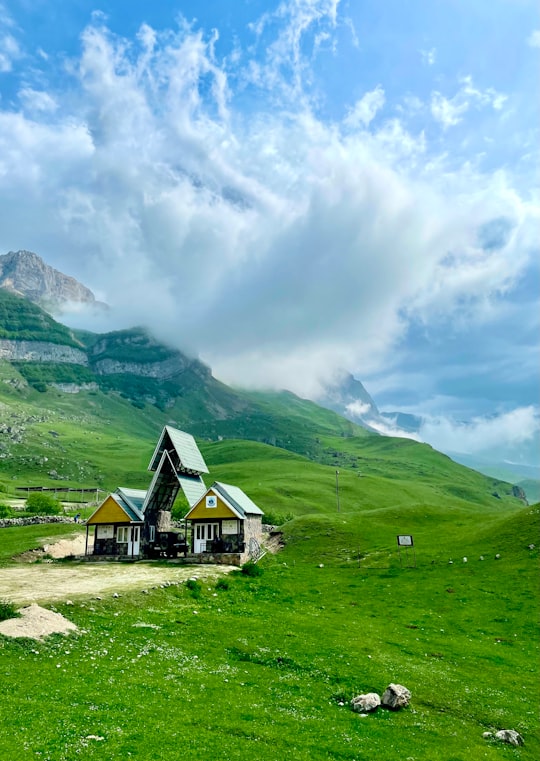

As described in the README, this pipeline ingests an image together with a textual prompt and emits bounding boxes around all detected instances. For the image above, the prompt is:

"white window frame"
[117,526,129,543]
[149,525,156,542]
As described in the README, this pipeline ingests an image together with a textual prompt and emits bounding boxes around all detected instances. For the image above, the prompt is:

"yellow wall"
[87,496,132,525]
[187,490,237,520]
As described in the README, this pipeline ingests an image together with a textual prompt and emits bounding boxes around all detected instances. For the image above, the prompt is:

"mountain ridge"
[0,250,106,313]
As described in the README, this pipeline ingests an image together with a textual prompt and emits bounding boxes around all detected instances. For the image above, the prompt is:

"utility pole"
[336,469,340,512]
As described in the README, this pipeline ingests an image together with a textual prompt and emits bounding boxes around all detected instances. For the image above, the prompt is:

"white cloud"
[420,47,436,66]
[0,32,20,72]
[246,0,341,101]
[431,76,507,129]
[344,86,385,128]
[419,406,540,456]
[18,87,58,112]
[431,91,467,127]
[527,29,540,48]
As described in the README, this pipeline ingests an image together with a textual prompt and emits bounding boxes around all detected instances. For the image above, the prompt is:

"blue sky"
[0,0,538,465]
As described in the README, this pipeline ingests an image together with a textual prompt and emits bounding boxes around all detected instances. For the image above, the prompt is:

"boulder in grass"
[351,693,381,713]
[495,730,524,746]
[381,683,411,710]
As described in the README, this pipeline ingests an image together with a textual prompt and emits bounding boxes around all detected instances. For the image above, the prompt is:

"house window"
[206,495,217,508]
[149,525,155,542]
[117,526,129,543]
[96,525,114,539]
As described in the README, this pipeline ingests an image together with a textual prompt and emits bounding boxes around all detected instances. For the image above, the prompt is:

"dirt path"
[0,562,235,605]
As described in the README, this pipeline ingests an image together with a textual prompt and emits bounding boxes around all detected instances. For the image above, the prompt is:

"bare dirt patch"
[0,603,77,640]
[16,533,92,562]
[0,562,236,605]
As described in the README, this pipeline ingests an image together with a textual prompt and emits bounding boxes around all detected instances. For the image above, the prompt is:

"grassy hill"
[0,289,80,346]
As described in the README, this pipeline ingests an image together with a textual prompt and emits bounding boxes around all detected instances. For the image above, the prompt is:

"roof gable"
[184,482,263,521]
[213,482,264,516]
[148,426,209,474]
[184,487,240,520]
[87,494,141,525]
[116,487,146,516]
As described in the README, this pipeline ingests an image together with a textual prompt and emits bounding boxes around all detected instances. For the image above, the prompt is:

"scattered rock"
[494,729,524,746]
[381,683,411,710]
[482,732,493,739]
[528,544,535,550]
[495,554,501,559]
[351,693,381,713]
[462,557,467,563]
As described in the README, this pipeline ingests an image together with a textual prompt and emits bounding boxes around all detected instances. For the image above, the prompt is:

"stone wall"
[243,515,263,548]
[0,515,76,529]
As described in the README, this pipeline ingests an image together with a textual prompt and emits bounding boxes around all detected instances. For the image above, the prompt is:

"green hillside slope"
[0,292,524,516]
[0,289,80,346]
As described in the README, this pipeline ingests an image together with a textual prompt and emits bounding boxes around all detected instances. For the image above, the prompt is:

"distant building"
[85,426,264,564]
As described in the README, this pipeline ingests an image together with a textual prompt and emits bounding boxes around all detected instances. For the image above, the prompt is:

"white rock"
[351,693,381,713]
[381,683,411,710]
[495,729,524,746]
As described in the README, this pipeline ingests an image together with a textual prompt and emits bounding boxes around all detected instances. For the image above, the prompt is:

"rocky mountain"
[0,250,105,313]
[0,288,211,407]
[314,371,386,432]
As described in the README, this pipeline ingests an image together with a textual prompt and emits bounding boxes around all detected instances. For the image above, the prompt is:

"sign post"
[397,535,416,568]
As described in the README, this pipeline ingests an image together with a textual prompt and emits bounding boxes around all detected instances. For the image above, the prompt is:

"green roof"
[148,426,209,474]
[114,488,145,521]
[213,482,264,517]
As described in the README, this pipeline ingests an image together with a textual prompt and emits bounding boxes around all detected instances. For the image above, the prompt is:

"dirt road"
[0,563,235,605]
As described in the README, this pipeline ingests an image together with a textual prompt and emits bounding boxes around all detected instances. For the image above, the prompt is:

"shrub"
[0,599,20,622]
[262,510,294,526]
[25,492,61,516]
[185,578,202,598]
[215,577,229,591]
[241,560,263,577]
[0,503,13,518]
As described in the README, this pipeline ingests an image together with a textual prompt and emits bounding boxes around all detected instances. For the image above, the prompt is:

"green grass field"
[0,438,538,761]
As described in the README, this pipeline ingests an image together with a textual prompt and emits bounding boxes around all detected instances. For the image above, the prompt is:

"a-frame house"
[86,426,208,558]
[140,426,209,554]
